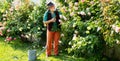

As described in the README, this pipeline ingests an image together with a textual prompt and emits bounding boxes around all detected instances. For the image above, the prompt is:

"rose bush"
[57,0,120,59]
[0,0,46,45]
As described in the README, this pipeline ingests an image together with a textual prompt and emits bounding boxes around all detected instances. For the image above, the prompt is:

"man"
[43,2,62,57]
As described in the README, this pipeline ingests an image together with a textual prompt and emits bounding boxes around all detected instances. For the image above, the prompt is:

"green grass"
[0,37,88,61]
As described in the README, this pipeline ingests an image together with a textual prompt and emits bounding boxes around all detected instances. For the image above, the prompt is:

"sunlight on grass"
[0,37,28,61]
[0,37,87,61]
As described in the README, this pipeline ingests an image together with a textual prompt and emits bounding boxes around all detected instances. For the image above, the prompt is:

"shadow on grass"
[9,41,31,51]
[52,53,86,61]
[37,52,87,61]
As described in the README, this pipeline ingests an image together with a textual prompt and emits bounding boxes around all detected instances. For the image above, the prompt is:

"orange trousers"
[46,30,60,55]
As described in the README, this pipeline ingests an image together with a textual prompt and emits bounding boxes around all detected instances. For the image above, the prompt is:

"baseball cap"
[47,2,54,6]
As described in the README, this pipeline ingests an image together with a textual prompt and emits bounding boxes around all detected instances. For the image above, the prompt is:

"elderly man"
[43,2,62,57]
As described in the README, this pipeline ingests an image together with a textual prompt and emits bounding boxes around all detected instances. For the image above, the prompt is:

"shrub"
[1,0,47,44]
[57,0,120,59]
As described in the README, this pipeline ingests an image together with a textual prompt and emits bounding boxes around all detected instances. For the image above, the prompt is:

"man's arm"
[43,11,56,26]
[43,18,56,26]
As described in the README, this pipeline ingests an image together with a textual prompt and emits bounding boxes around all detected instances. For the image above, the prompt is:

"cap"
[47,2,54,6]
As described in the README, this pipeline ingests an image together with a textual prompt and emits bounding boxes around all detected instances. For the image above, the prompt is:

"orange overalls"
[46,30,60,56]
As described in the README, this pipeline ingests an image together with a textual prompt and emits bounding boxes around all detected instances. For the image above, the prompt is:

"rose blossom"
[63,16,67,21]
[74,2,79,6]
[88,12,91,16]
[69,2,73,8]
[6,37,12,41]
[14,38,16,40]
[0,27,5,31]
[115,27,120,33]
[9,7,14,12]
[97,27,101,32]
[70,12,74,16]
[0,32,3,36]
[90,1,94,4]
[79,11,86,15]
[7,29,11,32]
[61,33,64,37]
[72,34,77,40]
[74,7,78,10]
[60,15,63,18]
[74,30,78,34]
[81,0,85,3]
[3,18,6,20]
[112,25,120,33]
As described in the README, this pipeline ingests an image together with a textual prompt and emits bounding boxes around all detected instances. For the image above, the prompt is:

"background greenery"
[56,0,120,60]
[0,0,120,61]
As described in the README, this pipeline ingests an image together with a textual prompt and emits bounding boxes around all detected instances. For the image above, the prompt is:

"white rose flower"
[27,20,29,23]
[38,27,40,30]
[3,14,7,17]
[28,24,31,26]
[116,40,120,44]
[73,23,76,28]
[115,27,120,33]
[69,42,71,45]
[112,25,116,29]
[59,40,62,43]
[77,12,80,14]
[86,8,90,11]
[65,0,67,2]
[61,33,64,37]
[87,27,91,30]
[97,27,102,32]
[28,33,31,36]
[9,7,14,12]
[90,1,94,4]
[70,12,74,16]
[88,12,91,16]
[72,34,77,40]
[6,11,8,14]
[27,27,30,29]
[74,2,79,6]
[69,2,73,8]
[74,30,78,34]
[3,18,6,20]
[60,15,63,18]
[59,20,62,23]
[80,11,86,15]
[19,27,23,31]
[74,7,78,10]
[25,35,29,38]
[63,16,67,21]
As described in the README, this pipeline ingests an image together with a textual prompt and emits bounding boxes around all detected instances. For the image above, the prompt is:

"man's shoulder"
[44,10,49,15]
[55,9,61,15]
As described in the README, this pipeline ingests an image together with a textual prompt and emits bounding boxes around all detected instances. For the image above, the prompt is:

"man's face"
[49,5,55,12]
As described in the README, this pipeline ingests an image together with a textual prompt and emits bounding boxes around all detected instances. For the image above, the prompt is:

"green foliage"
[1,1,47,44]
[58,0,120,59]
[0,0,120,60]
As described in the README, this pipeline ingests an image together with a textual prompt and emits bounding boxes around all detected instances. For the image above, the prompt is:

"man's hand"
[50,18,56,22]
[59,19,63,25]
[43,17,56,26]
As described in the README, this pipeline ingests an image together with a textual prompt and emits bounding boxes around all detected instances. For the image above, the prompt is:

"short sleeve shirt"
[43,10,61,31]
[43,10,61,22]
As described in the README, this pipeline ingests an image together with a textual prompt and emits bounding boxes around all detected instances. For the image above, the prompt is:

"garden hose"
[37,46,47,57]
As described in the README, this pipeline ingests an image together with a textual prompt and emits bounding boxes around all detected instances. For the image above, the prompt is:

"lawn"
[0,37,88,61]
